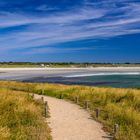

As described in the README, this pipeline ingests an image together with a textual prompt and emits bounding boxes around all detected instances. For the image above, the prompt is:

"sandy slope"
[35,94,109,140]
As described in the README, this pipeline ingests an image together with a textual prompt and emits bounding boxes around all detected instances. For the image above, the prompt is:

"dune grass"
[0,81,140,140]
[0,87,51,140]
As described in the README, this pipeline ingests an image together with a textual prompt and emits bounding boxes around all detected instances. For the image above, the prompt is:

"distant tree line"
[0,62,140,65]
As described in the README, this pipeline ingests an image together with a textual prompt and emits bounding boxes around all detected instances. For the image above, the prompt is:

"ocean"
[23,73,140,88]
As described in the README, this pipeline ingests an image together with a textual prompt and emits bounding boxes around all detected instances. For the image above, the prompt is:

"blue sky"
[0,0,140,62]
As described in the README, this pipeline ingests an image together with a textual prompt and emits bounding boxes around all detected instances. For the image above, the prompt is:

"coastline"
[0,67,140,88]
[0,66,140,71]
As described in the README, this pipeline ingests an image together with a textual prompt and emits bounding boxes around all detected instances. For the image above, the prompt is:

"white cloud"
[0,0,140,53]
[36,5,60,11]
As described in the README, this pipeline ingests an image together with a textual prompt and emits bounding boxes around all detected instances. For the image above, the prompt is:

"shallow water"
[0,68,140,88]
[23,74,140,88]
[77,75,140,88]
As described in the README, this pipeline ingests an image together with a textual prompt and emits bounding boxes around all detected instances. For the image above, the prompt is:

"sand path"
[34,94,109,140]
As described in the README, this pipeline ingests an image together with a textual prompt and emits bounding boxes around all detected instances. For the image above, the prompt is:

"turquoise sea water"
[77,75,140,88]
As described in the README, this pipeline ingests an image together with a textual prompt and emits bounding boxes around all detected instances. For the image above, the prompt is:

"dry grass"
[0,87,51,140]
[0,81,140,140]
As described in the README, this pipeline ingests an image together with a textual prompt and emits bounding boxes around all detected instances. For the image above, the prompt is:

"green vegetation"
[0,62,40,68]
[0,87,51,140]
[0,81,140,140]
[0,62,140,68]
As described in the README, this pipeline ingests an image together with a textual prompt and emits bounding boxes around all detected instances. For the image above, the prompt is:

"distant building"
[41,64,45,67]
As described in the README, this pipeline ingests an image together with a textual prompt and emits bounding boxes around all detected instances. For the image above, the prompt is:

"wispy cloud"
[24,46,97,54]
[0,0,140,54]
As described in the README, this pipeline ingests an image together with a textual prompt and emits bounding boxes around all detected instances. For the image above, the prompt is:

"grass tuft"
[0,88,51,140]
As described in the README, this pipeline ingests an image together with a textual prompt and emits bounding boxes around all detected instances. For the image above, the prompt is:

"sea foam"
[64,72,140,78]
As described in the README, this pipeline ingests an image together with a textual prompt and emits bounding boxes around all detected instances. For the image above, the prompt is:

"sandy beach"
[0,67,140,71]
[0,67,140,81]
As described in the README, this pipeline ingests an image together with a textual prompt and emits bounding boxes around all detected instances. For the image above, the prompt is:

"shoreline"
[0,67,140,71]
[0,67,140,88]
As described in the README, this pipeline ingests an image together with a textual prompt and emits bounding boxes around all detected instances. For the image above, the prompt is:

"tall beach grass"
[0,87,51,140]
[0,81,140,140]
